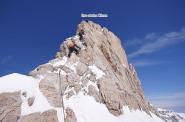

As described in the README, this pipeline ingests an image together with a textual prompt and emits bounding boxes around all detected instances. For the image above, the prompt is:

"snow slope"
[0,73,64,122]
[64,92,164,122]
[88,65,105,79]
[1,73,179,122]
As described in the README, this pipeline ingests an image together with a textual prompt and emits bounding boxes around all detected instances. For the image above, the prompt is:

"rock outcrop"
[52,20,156,116]
[65,108,77,122]
[39,73,63,107]
[0,20,163,122]
[28,20,159,119]
[30,21,157,117]
[0,92,21,122]
[27,96,35,106]
[20,109,58,122]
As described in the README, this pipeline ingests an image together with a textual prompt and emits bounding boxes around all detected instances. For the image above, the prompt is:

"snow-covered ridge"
[1,21,184,122]
[0,73,63,122]
[88,65,105,79]
[64,91,164,122]
[0,73,166,122]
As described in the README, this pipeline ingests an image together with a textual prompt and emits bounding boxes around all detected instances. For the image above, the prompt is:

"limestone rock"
[20,112,40,122]
[88,85,102,103]
[78,49,93,65]
[73,84,81,94]
[39,73,63,107]
[41,110,59,122]
[28,96,35,106]
[67,82,81,94]
[20,109,59,122]
[67,72,80,83]
[88,72,96,82]
[76,62,88,76]
[65,108,77,122]
[29,63,54,78]
[81,75,89,87]
[59,74,68,95]
[54,21,158,116]
[0,91,21,122]
[0,21,163,122]
[65,90,75,99]
[97,79,124,116]
[59,65,73,73]
[27,20,159,118]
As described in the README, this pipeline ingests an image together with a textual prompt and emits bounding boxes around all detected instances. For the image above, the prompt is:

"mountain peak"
[56,21,129,69]
[31,20,156,116]
[2,21,183,122]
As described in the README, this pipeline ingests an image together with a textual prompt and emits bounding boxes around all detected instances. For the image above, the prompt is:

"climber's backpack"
[67,40,75,48]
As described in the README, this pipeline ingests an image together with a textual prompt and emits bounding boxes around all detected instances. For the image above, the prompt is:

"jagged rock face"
[20,109,58,122]
[0,92,21,122]
[76,21,129,69]
[88,85,102,103]
[39,73,63,107]
[57,21,154,115]
[28,21,158,120]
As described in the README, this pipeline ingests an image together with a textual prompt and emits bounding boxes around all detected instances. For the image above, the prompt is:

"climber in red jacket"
[67,39,81,57]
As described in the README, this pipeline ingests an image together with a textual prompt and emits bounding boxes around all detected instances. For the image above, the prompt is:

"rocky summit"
[0,21,185,122]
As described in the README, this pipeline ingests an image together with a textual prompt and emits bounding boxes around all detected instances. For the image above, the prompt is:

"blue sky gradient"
[0,0,185,112]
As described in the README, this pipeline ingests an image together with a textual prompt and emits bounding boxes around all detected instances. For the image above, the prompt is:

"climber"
[78,29,87,46]
[67,39,81,57]
[78,29,85,40]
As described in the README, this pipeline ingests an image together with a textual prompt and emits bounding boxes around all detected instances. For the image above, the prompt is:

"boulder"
[28,96,35,106]
[20,109,59,122]
[39,73,63,107]
[0,91,22,122]
[20,112,40,122]
[41,109,59,122]
[65,108,77,122]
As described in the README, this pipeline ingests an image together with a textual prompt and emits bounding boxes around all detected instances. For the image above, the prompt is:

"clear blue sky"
[0,0,185,112]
